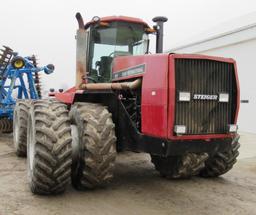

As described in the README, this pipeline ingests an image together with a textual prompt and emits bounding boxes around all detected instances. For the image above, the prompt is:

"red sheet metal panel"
[113,54,169,138]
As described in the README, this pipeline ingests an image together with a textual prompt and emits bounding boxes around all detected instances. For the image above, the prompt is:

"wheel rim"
[71,125,80,170]
[71,124,83,186]
[13,110,19,149]
[28,115,35,174]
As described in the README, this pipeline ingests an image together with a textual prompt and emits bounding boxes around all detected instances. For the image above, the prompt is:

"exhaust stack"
[75,12,87,89]
[152,16,168,53]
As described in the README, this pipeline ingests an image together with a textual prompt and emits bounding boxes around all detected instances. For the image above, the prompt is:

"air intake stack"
[152,16,168,53]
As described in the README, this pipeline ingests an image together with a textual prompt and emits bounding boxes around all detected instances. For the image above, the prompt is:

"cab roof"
[84,16,150,29]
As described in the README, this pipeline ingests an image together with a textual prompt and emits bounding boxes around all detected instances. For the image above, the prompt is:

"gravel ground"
[0,133,255,215]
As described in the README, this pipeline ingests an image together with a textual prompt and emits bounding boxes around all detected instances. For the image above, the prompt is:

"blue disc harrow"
[0,46,54,132]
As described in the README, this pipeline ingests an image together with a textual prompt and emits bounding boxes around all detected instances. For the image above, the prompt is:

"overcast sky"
[1,0,256,90]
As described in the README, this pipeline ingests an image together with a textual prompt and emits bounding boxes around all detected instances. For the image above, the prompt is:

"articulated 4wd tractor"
[14,13,240,195]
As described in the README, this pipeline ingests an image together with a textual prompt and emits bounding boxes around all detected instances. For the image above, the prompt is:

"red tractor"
[14,13,240,195]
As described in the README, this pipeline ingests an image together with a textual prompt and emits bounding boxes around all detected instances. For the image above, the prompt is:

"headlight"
[219,93,229,102]
[11,57,25,69]
[228,124,238,133]
[174,125,186,135]
[179,92,190,102]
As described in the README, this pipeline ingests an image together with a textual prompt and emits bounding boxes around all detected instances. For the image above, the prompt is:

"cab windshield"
[88,21,149,82]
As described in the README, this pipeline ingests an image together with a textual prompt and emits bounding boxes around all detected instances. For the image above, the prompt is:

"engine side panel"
[113,54,169,138]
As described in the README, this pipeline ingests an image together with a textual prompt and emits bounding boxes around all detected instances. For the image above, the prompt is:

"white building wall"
[195,39,256,133]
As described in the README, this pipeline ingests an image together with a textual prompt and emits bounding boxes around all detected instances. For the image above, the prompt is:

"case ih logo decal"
[193,94,218,100]
[113,64,145,79]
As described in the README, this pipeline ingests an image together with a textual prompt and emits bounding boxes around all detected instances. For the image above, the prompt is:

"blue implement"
[0,46,54,132]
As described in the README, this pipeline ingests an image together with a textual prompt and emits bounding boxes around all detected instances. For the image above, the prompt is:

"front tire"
[27,99,72,195]
[200,137,240,177]
[151,153,209,178]
[70,102,117,190]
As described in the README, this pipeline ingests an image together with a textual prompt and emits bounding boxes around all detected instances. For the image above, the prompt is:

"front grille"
[174,58,237,135]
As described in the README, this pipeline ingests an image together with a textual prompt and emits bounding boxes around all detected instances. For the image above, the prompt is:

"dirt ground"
[0,133,256,215]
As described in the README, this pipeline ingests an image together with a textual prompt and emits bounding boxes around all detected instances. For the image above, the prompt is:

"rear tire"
[4,118,13,133]
[200,138,240,177]
[70,102,117,190]
[13,100,31,157]
[151,153,209,178]
[27,99,72,195]
[0,118,13,133]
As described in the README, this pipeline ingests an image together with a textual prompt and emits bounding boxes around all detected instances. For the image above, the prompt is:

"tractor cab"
[75,13,169,88]
[83,16,151,83]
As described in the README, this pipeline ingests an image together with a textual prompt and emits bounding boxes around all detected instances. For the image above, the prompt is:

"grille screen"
[174,59,237,135]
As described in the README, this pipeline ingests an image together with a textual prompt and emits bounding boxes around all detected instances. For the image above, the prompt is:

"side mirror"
[95,61,102,77]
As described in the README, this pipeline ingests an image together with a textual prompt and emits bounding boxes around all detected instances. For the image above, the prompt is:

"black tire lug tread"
[53,159,72,177]
[200,140,240,177]
[27,99,72,195]
[70,102,117,190]
[53,137,72,154]
[57,127,72,138]
[34,169,55,186]
[36,137,53,151]
[34,110,56,120]
[32,179,49,191]
[52,117,70,130]
[35,117,52,127]
[151,153,209,178]
[57,148,72,160]
[36,147,57,166]
[51,104,67,111]
[51,177,70,193]
[35,160,53,174]
[36,127,58,143]
[55,110,69,117]
[13,100,31,157]
[57,169,71,182]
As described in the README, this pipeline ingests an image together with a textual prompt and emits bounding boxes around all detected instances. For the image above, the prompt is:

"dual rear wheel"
[26,100,72,194]
[14,99,117,194]
[70,103,117,189]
